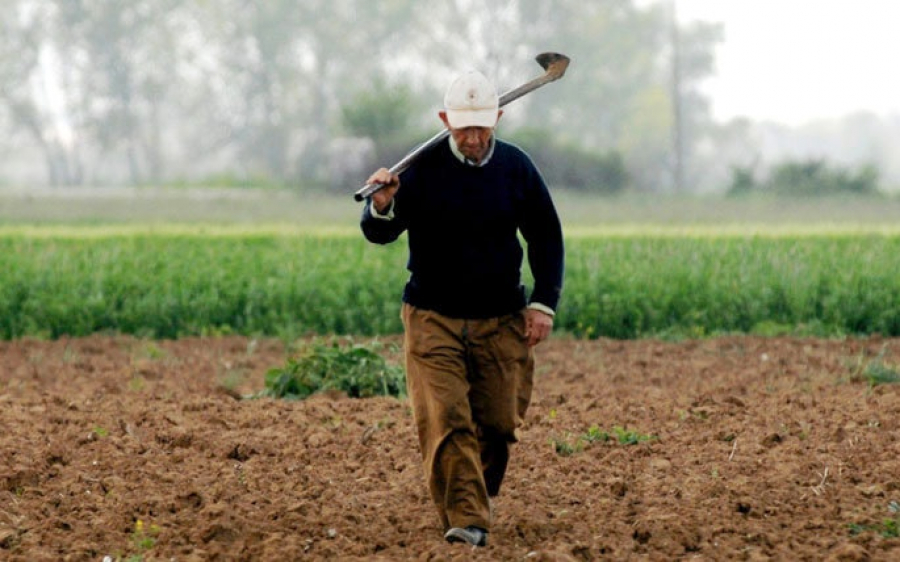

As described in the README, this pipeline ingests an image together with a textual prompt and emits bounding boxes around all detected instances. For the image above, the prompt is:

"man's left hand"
[525,308,554,347]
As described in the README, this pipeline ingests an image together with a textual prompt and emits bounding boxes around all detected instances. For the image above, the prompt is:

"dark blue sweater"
[360,138,564,319]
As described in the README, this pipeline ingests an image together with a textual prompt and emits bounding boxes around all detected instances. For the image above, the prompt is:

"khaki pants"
[401,303,534,531]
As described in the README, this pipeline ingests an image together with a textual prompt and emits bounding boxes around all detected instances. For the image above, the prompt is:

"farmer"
[359,69,564,547]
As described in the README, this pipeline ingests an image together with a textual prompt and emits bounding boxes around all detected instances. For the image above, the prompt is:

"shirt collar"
[448,134,496,167]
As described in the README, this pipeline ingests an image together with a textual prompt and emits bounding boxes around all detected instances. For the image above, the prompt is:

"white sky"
[675,0,900,125]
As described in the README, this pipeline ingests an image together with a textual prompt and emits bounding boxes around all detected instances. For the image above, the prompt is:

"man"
[360,69,564,547]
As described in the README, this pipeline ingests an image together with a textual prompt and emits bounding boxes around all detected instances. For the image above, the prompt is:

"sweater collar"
[448,135,496,167]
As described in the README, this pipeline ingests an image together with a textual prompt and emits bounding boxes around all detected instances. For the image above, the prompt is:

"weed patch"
[849,501,900,538]
[551,424,656,456]
[847,348,900,387]
[254,338,405,400]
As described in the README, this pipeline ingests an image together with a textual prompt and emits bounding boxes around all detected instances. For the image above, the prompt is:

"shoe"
[444,526,488,547]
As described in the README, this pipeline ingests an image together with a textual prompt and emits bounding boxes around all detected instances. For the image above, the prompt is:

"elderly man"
[360,69,564,547]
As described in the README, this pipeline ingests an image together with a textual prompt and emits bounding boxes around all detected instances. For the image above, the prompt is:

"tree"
[187,0,424,186]
[670,12,723,191]
[486,0,721,191]
[0,1,82,186]
[0,0,726,191]
[41,0,185,185]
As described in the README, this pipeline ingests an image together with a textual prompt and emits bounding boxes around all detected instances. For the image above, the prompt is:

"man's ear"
[439,111,450,129]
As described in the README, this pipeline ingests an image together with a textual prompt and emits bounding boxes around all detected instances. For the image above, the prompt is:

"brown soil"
[2,335,899,561]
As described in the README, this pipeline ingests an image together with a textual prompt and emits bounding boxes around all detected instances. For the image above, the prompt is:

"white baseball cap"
[443,70,500,129]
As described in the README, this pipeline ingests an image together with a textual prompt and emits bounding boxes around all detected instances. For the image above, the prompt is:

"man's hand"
[525,308,554,347]
[367,168,400,213]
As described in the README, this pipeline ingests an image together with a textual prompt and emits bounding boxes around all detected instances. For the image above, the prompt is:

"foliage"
[611,426,657,445]
[864,361,900,386]
[561,235,900,339]
[849,501,900,538]
[341,81,420,144]
[582,425,656,445]
[726,165,757,195]
[728,159,881,196]
[551,425,656,456]
[550,434,584,457]
[0,0,723,192]
[847,349,900,387]
[256,338,405,400]
[130,519,160,558]
[1,231,900,340]
[507,128,628,193]
[338,80,430,189]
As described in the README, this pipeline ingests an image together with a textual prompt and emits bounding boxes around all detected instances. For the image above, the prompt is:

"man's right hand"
[367,168,400,213]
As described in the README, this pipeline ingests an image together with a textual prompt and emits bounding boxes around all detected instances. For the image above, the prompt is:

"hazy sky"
[676,0,900,125]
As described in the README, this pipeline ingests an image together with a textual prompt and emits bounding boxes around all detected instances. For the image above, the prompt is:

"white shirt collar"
[448,135,495,167]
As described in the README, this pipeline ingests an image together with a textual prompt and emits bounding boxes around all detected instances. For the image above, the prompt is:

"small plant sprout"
[139,342,166,360]
[129,377,145,392]
[583,425,610,443]
[550,434,582,457]
[847,347,900,387]
[849,501,900,538]
[131,518,160,554]
[551,425,656,456]
[611,426,656,445]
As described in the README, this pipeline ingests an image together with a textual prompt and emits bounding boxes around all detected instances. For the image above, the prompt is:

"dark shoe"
[444,526,488,547]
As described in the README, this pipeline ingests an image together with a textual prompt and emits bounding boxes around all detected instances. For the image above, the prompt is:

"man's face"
[439,110,502,165]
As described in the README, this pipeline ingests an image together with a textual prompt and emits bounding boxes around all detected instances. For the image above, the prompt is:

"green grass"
[1,226,899,340]
[0,233,404,339]
[562,234,900,339]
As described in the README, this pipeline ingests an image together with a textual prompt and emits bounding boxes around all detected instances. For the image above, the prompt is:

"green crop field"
[2,220,898,340]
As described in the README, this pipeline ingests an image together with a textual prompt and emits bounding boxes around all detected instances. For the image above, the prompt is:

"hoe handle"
[353,129,450,202]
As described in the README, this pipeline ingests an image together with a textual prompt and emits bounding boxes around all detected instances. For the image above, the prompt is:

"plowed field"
[2,335,899,561]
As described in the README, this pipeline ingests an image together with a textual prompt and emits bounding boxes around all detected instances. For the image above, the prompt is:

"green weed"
[610,425,657,445]
[848,501,900,538]
[550,434,583,456]
[218,368,247,393]
[847,348,900,387]
[254,337,405,400]
[130,519,160,555]
[137,342,166,360]
[583,425,610,443]
[551,424,656,456]
[849,518,899,539]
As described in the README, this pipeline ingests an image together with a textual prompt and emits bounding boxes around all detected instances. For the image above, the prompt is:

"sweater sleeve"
[519,165,564,312]
[360,197,407,244]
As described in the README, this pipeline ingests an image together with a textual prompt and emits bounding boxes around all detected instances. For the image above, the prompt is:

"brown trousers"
[401,303,534,531]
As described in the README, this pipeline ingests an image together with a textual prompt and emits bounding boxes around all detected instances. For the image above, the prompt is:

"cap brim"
[445,108,499,129]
